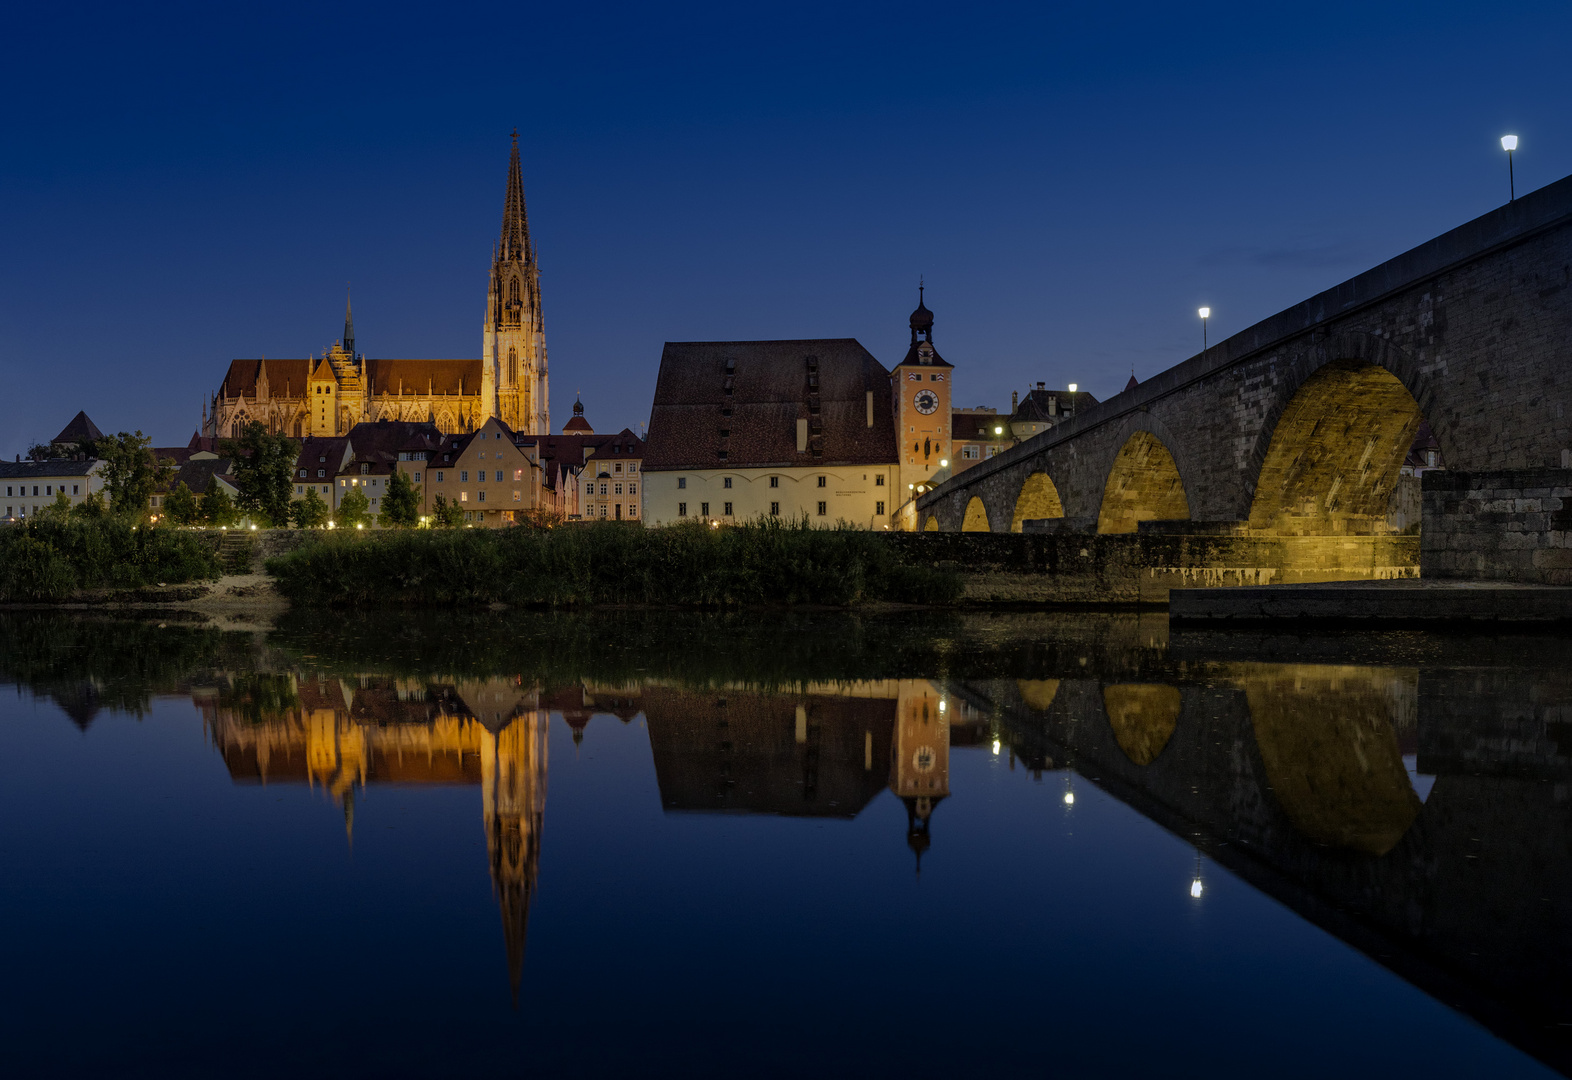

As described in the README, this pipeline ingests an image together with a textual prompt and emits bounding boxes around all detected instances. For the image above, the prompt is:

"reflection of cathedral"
[201,672,547,997]
[205,133,549,440]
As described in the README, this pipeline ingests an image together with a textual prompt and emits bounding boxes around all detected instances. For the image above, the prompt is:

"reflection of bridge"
[949,634,1572,1075]
[915,176,1572,588]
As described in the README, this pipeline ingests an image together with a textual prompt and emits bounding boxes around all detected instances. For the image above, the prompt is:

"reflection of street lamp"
[1190,847,1204,898]
[1501,134,1519,201]
[1198,306,1211,350]
[1063,774,1075,806]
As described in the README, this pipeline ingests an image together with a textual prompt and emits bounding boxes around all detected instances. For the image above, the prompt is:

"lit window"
[460,491,468,502]
[513,490,521,501]
[514,469,523,481]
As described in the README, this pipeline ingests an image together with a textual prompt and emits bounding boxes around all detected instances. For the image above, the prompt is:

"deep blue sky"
[3,1,1569,455]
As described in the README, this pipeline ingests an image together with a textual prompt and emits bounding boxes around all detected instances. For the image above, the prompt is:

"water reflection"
[4,611,1572,1075]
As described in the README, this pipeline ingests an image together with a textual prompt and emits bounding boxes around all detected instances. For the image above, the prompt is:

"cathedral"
[204,133,550,440]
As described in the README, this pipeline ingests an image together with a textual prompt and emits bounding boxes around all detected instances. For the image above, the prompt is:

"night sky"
[3,1,1569,456]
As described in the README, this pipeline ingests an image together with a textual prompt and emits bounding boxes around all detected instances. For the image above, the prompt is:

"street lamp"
[1198,306,1211,350]
[1501,135,1519,201]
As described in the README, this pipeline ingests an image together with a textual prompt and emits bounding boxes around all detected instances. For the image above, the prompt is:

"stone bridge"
[916,174,1572,583]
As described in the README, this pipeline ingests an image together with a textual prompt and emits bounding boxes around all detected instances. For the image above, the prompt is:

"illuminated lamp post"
[1501,135,1519,201]
[1198,306,1211,350]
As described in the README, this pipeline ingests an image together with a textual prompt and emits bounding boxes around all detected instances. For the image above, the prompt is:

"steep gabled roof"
[53,411,104,445]
[644,339,897,470]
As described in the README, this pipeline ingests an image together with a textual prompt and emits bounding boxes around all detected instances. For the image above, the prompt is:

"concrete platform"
[1169,578,1572,624]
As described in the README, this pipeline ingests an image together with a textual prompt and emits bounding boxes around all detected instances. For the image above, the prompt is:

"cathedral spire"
[343,286,355,358]
[500,130,533,263]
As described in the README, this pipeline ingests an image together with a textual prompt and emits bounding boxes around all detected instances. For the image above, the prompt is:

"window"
[317,469,325,478]
[298,469,306,477]
[615,463,622,474]
[817,501,827,516]
[514,469,523,481]
[600,484,608,496]
[436,471,445,482]
[701,502,710,516]
[45,486,52,496]
[629,505,637,517]
[817,476,826,488]
[513,490,521,501]
[769,476,779,488]
[322,486,330,494]
[72,485,79,495]
[723,501,733,516]
[628,483,636,495]
[479,490,487,502]
[676,476,685,489]
[414,472,421,483]
[296,485,304,494]
[876,501,885,515]
[629,463,638,474]
[962,445,979,460]
[615,483,623,495]
[465,511,473,521]
[460,491,468,502]
[723,477,732,489]
[770,501,779,516]
[875,475,885,487]
[587,481,595,495]
[599,504,607,518]
[987,446,1001,458]
[461,471,469,482]
[678,502,687,516]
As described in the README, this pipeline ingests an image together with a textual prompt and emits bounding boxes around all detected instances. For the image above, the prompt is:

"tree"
[97,431,172,518]
[163,482,199,525]
[70,491,107,520]
[199,485,238,527]
[220,421,298,527]
[431,494,464,528]
[381,469,420,527]
[289,487,330,529]
[39,491,73,521]
[336,486,372,528]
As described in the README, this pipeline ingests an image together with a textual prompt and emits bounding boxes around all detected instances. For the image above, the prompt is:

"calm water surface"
[2,610,1570,1078]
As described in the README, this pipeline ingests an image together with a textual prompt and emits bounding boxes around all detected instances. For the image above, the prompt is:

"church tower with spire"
[483,132,550,435]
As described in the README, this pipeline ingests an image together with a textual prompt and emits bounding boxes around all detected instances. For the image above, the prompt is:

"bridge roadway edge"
[917,171,1572,523]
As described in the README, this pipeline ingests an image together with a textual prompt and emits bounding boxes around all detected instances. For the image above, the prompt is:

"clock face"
[913,746,936,773]
[914,389,939,415]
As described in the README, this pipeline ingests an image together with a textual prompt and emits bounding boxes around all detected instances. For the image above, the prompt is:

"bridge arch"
[1096,418,1192,533]
[961,496,992,532]
[1102,684,1180,766]
[1010,472,1064,532]
[1246,334,1440,535]
[923,514,939,532]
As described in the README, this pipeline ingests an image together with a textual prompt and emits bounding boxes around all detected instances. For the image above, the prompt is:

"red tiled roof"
[644,339,896,470]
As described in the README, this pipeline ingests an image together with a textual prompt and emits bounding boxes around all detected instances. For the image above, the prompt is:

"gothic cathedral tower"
[892,286,952,497]
[483,132,549,435]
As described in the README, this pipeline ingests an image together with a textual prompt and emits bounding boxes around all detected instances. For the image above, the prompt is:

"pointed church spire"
[500,130,534,263]
[343,285,355,358]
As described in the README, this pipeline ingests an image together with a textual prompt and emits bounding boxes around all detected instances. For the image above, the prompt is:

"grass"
[265,518,961,609]
[0,518,222,602]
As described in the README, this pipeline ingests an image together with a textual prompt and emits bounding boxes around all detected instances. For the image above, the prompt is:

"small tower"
[890,680,949,875]
[891,285,953,498]
[483,131,550,436]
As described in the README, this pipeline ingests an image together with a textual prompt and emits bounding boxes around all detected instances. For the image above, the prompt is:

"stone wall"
[881,530,1417,604]
[1421,469,1572,583]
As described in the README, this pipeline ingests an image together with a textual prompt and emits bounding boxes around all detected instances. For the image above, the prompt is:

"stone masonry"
[1422,469,1572,583]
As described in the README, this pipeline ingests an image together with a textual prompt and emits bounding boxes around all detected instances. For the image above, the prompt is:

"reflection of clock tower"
[892,286,953,500]
[890,679,950,874]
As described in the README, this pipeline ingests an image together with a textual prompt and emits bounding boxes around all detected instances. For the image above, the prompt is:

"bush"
[266,517,961,609]
[0,518,222,601]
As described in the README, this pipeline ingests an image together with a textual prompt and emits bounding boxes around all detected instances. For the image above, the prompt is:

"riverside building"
[642,294,958,527]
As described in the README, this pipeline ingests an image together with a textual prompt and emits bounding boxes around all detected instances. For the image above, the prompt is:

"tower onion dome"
[909,287,934,333]
[562,395,593,433]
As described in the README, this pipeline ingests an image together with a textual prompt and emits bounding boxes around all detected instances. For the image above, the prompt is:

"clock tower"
[892,286,953,499]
